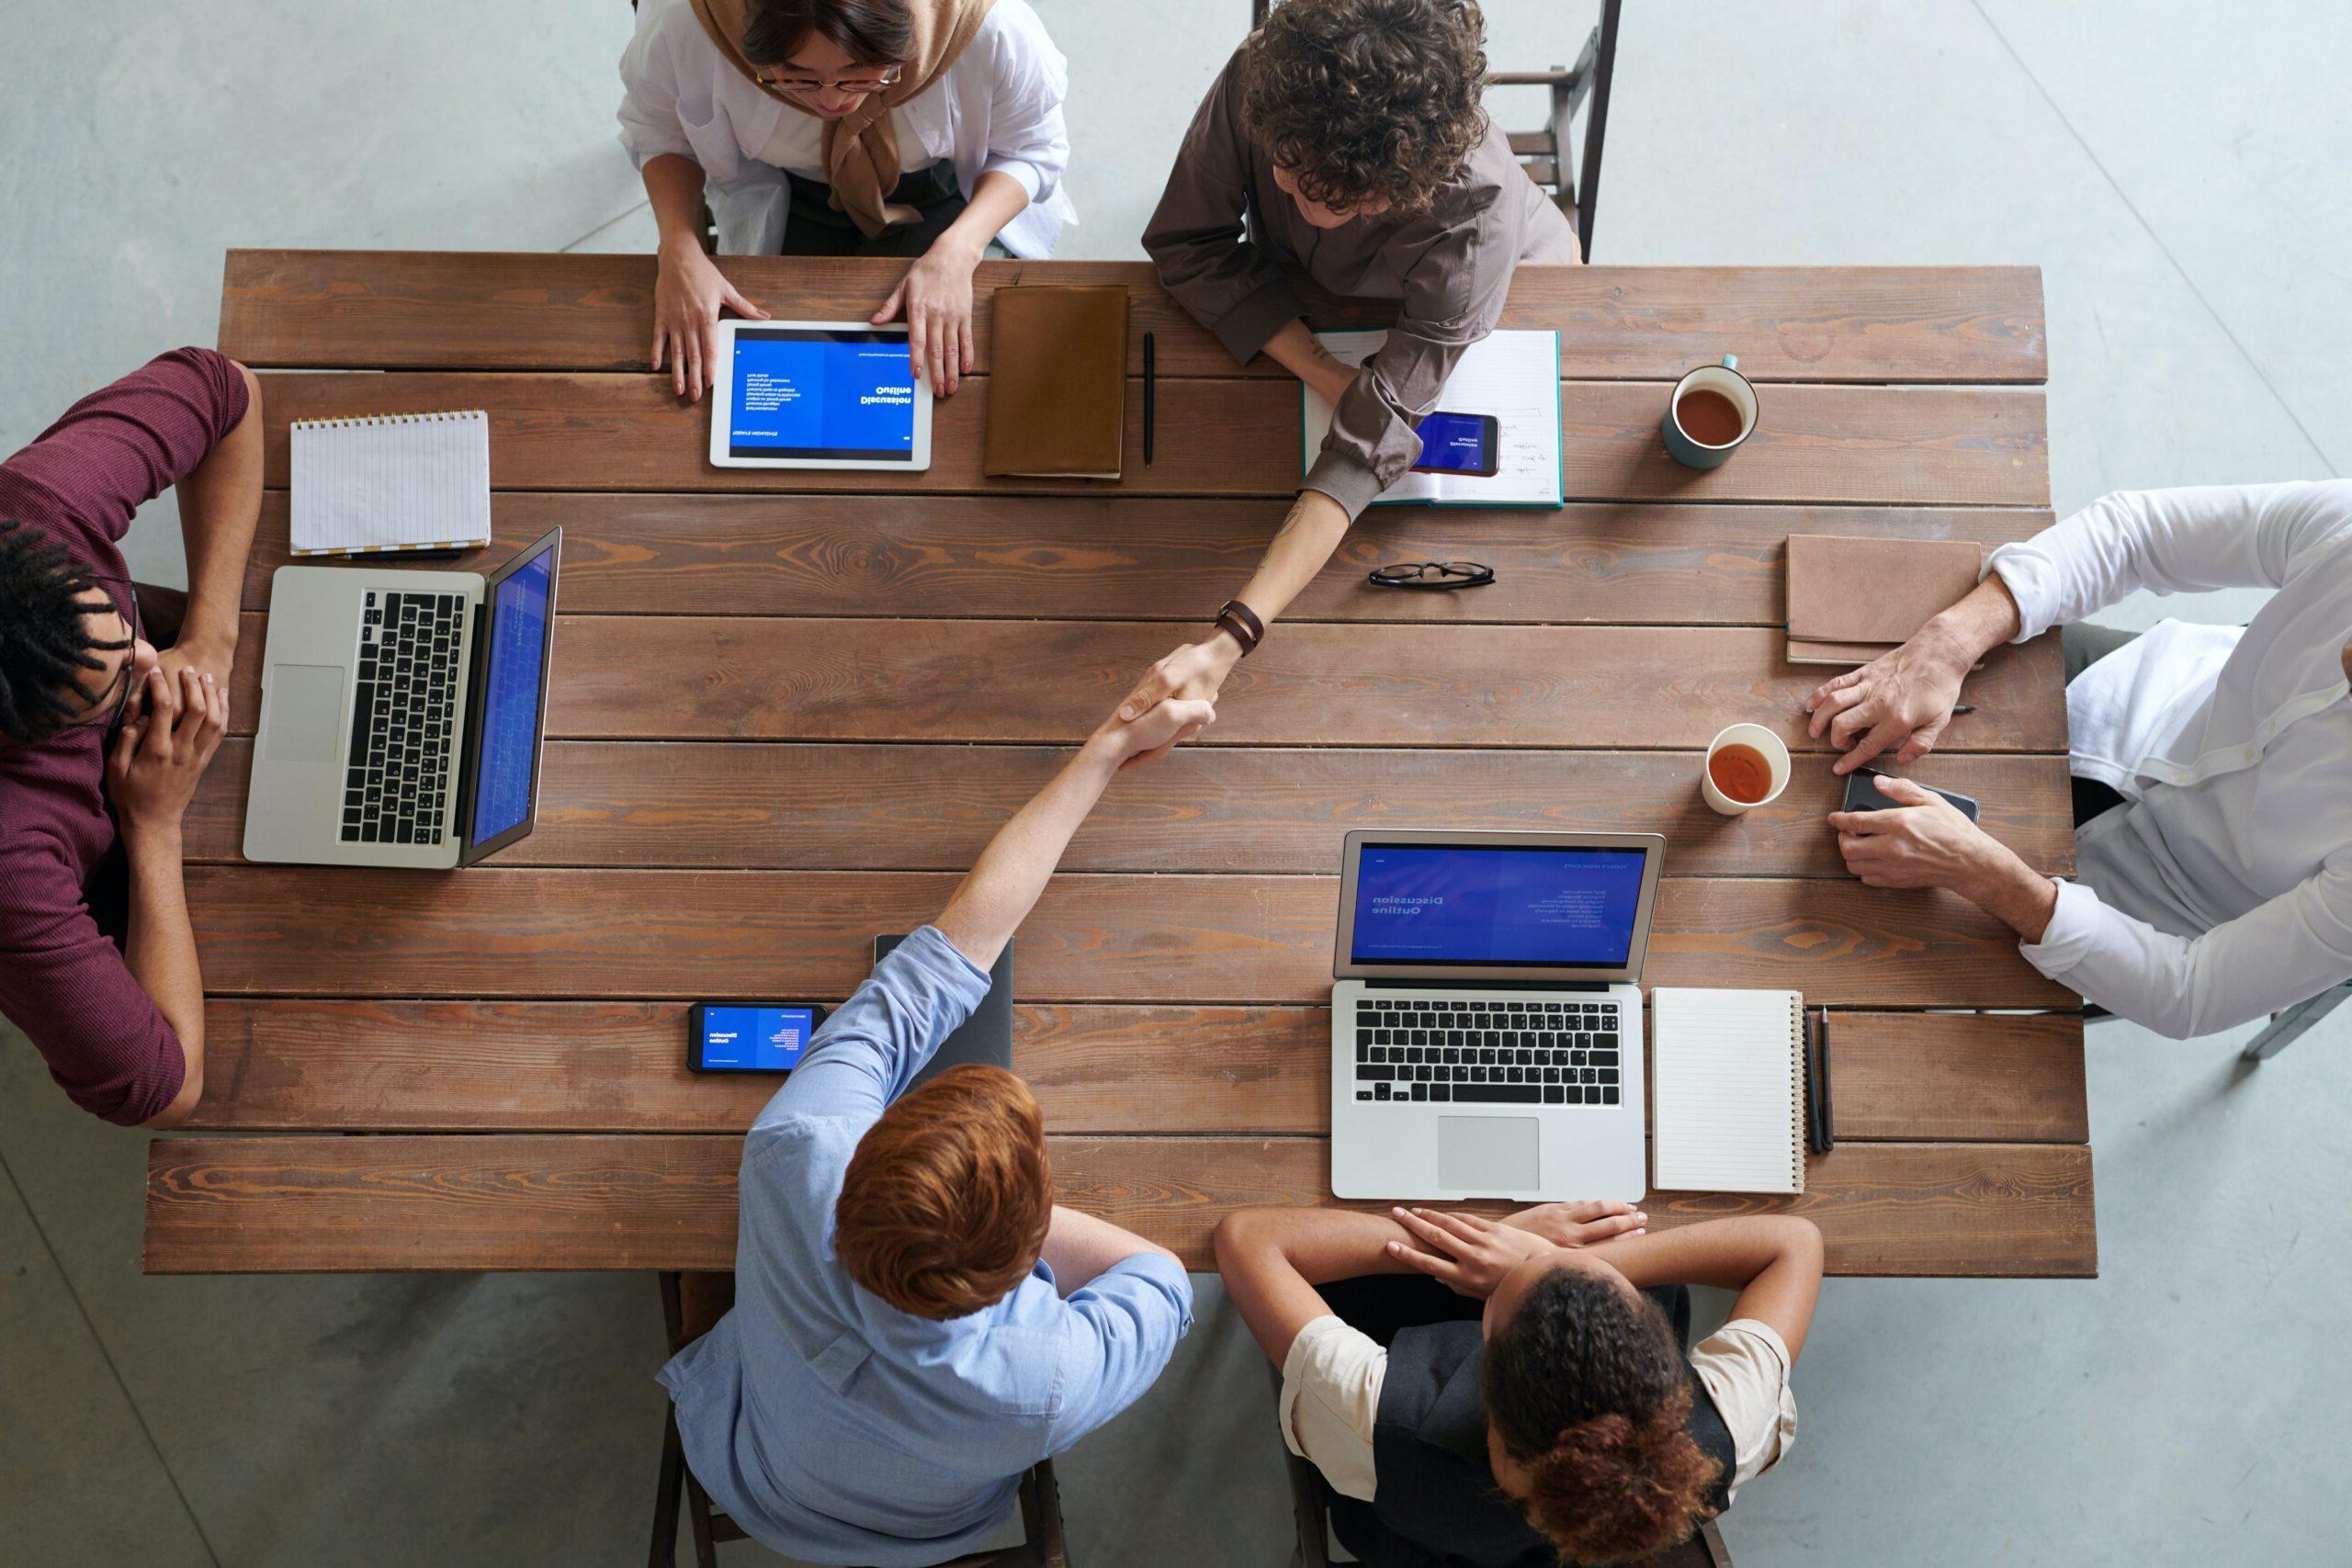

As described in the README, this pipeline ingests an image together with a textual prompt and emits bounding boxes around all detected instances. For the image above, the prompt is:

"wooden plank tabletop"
[147,252,2088,1278]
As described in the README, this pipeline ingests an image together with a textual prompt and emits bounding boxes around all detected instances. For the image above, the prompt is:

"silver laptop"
[1329,829,1665,1202]
[243,529,560,868]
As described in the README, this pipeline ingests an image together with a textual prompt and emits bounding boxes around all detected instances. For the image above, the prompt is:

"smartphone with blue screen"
[687,1002,829,1073]
[1410,410,1499,476]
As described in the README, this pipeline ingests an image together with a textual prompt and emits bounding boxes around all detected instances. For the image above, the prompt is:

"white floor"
[3,3,2348,1562]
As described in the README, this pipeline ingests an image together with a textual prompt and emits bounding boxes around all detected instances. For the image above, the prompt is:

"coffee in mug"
[1663,355,1759,468]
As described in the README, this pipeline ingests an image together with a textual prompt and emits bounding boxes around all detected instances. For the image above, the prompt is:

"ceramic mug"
[1663,355,1759,468]
[1700,723,1792,817]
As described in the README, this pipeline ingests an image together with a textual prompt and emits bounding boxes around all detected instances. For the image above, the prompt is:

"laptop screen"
[1348,842,1650,969]
[468,546,554,846]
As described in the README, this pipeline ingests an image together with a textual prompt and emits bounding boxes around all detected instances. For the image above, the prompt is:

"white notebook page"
[1300,330,1562,505]
[289,410,492,556]
[1649,988,1805,1194]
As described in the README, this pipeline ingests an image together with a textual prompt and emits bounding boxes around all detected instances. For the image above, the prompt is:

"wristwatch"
[1214,599,1265,658]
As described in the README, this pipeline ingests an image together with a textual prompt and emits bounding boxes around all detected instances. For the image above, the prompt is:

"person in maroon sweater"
[0,348,262,1126]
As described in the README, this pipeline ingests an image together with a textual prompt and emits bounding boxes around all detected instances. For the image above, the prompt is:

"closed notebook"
[1650,987,1806,1195]
[1785,533,1985,665]
[874,934,1013,1090]
[289,409,492,557]
[983,285,1127,479]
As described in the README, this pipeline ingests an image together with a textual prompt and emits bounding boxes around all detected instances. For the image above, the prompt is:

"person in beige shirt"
[1216,1202,1821,1567]
[1121,0,1580,762]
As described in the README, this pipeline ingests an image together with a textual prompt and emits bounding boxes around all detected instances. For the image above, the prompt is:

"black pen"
[1951,704,1976,716]
[1142,332,1156,466]
[1813,1008,1836,1154]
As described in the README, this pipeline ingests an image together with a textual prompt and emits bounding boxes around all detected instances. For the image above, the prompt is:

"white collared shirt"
[1278,1314,1798,1506]
[1987,480,2352,1037]
[616,0,1074,257]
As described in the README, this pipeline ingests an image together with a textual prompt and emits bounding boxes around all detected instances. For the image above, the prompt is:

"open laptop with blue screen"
[708,319,933,470]
[243,529,560,868]
[1330,829,1664,1201]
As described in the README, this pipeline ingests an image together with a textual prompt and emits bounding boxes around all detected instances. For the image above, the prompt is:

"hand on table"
[107,667,228,839]
[1384,1207,1572,1300]
[1089,694,1217,772]
[651,242,769,401]
[1827,774,1995,890]
[1114,637,1241,768]
[874,236,981,396]
[1803,630,1972,774]
[1500,1199,1649,1249]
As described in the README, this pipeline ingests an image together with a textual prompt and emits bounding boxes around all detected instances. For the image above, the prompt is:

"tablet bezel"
[707,319,934,471]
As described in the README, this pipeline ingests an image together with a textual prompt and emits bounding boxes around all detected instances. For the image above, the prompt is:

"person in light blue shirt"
[659,690,1218,1565]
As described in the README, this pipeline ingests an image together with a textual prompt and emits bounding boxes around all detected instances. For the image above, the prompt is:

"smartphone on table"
[687,1002,830,1074]
[1410,410,1499,476]
[1840,768,1981,822]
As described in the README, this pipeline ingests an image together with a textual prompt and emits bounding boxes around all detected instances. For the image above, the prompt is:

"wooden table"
[145,250,2091,1278]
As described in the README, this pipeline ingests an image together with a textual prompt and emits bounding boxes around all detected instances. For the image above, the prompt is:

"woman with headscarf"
[618,0,1073,400]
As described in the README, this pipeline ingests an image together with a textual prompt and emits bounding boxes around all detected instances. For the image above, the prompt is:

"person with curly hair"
[0,348,262,1126]
[660,690,1213,1563]
[1125,0,1579,752]
[1216,1203,1821,1566]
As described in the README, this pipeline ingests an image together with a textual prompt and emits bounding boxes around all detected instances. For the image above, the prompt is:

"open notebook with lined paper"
[289,409,492,557]
[1649,987,1807,1194]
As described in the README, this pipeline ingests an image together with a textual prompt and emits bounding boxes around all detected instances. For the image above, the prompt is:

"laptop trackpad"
[1438,1116,1540,1193]
[265,665,345,762]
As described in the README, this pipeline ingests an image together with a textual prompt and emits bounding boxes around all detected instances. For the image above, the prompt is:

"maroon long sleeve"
[0,348,249,1124]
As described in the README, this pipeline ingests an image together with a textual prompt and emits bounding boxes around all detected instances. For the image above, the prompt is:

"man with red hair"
[660,692,1216,1565]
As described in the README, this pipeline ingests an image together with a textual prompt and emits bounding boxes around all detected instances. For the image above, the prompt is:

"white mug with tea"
[1664,355,1758,468]
[1701,723,1791,816]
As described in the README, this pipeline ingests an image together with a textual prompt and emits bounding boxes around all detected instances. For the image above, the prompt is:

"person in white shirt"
[1215,1203,1820,1567]
[617,0,1074,400]
[1807,480,2352,1040]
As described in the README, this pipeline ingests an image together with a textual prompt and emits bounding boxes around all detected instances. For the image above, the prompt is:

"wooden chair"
[1248,0,1623,260]
[650,1271,1072,1568]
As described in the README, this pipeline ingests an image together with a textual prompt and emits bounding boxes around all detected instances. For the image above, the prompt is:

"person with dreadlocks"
[1,348,261,1125]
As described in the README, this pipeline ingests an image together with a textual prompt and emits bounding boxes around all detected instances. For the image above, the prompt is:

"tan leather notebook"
[1785,534,1986,666]
[983,285,1127,479]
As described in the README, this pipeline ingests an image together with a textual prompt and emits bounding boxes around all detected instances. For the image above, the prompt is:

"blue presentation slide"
[1351,845,1646,966]
[729,331,916,459]
[1414,411,1490,471]
[699,1006,817,1070]
[469,553,550,843]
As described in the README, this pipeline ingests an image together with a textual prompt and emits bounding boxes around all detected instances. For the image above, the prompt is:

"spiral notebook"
[289,409,492,558]
[1649,987,1807,1194]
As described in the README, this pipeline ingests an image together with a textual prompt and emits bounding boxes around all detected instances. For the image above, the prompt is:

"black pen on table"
[1809,1007,1836,1155]
[1142,332,1156,466]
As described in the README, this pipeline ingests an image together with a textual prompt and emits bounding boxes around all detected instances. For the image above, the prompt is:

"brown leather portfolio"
[1785,534,1987,666]
[983,285,1128,479]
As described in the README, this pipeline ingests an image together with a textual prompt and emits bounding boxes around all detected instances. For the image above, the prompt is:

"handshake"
[1088,635,1238,770]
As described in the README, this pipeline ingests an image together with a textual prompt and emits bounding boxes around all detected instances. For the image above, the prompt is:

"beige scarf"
[690,0,997,237]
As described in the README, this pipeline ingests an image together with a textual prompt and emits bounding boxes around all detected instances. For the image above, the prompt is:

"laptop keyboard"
[340,590,463,845]
[1352,998,1623,1106]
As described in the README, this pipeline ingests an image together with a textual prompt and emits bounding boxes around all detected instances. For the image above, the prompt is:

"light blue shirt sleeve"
[1046,1255,1194,1450]
[751,925,993,1135]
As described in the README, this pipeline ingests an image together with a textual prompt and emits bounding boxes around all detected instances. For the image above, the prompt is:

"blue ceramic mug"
[1662,355,1758,468]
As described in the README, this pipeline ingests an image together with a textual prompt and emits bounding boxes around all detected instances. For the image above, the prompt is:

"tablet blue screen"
[727,330,916,461]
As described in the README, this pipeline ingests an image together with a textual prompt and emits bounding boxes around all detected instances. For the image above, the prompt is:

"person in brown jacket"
[1124,0,1578,755]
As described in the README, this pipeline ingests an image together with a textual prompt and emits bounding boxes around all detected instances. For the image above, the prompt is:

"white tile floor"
[3,3,2349,1562]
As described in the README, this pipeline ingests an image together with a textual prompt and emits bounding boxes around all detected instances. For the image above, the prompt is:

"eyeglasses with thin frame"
[755,62,905,95]
[1367,560,1496,591]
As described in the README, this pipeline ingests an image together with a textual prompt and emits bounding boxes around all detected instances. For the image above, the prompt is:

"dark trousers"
[780,158,969,258]
[2063,621,2141,827]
